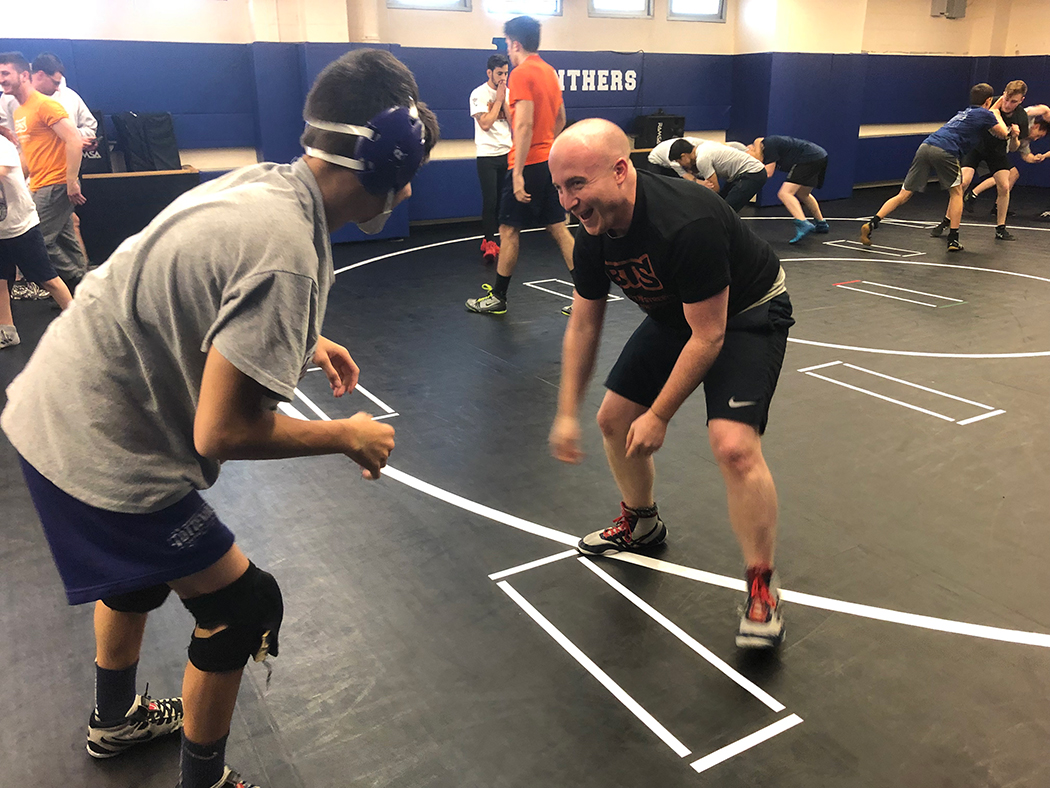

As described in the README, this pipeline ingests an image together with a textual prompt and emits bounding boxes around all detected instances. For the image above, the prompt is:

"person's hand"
[513,171,530,203]
[1010,124,1020,138]
[625,409,668,458]
[83,137,99,153]
[549,414,584,464]
[343,412,395,480]
[67,180,86,206]
[313,336,359,397]
[0,125,17,146]
[495,80,507,103]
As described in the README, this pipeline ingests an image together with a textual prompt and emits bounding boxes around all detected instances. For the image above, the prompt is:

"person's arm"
[474,82,506,132]
[1026,104,1050,121]
[988,108,1010,139]
[553,101,566,137]
[764,161,776,178]
[703,174,720,191]
[550,292,607,463]
[625,288,727,458]
[51,117,85,205]
[511,99,534,202]
[193,346,395,479]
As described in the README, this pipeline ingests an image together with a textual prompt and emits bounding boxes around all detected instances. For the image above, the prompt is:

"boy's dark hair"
[0,52,31,74]
[487,54,509,73]
[1031,116,1050,133]
[504,16,541,53]
[669,138,695,161]
[970,83,995,106]
[32,52,65,76]
[301,49,439,164]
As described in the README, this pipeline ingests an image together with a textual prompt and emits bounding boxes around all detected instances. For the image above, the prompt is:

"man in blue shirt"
[861,83,1008,252]
[749,135,829,243]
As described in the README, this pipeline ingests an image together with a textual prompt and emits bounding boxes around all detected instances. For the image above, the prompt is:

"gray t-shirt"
[2,158,333,513]
[692,141,765,183]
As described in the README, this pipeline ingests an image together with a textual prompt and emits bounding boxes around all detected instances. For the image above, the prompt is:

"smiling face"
[549,121,635,237]
[0,62,27,96]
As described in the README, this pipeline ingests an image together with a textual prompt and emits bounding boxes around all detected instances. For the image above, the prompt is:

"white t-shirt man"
[692,141,766,183]
[0,135,40,239]
[648,137,703,177]
[52,77,97,139]
[469,82,511,158]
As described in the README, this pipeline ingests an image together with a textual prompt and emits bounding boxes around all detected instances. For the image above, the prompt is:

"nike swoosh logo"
[728,397,757,408]
[99,730,155,747]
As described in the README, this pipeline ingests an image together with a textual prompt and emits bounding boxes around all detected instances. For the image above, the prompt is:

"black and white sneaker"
[178,766,263,788]
[577,502,667,555]
[929,218,949,238]
[86,691,184,759]
[962,190,976,213]
[736,566,784,649]
[947,238,964,252]
[995,227,1016,241]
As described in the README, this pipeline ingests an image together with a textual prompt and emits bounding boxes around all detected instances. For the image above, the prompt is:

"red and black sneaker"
[736,566,784,649]
[577,501,666,555]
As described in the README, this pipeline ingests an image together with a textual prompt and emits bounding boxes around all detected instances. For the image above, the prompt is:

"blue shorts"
[0,226,58,286]
[498,160,567,229]
[19,456,236,605]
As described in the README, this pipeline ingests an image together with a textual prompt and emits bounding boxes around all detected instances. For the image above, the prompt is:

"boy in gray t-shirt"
[1,50,437,788]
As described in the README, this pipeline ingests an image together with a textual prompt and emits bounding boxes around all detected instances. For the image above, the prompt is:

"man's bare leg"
[546,220,575,272]
[38,276,73,309]
[495,224,521,278]
[709,419,777,567]
[596,391,654,510]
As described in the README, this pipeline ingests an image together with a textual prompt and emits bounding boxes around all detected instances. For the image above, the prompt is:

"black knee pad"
[102,584,172,614]
[181,563,283,673]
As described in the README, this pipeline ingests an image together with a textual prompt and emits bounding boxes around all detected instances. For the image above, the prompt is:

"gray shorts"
[32,183,87,287]
[902,143,961,192]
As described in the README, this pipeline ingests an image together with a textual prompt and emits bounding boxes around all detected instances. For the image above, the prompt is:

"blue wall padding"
[727,53,773,146]
[407,159,483,222]
[854,135,926,184]
[860,55,975,124]
[252,42,306,165]
[3,36,1049,238]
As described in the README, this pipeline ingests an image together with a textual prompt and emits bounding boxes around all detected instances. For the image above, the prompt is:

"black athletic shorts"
[786,157,827,188]
[961,145,1012,175]
[0,225,58,285]
[604,293,794,434]
[498,160,567,229]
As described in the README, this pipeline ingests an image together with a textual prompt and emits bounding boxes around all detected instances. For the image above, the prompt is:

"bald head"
[549,117,637,236]
[551,118,631,167]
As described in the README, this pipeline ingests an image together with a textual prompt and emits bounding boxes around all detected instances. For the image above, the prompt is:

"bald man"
[548,119,794,649]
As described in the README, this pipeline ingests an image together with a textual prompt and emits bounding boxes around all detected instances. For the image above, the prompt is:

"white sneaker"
[0,325,19,350]
[86,691,184,759]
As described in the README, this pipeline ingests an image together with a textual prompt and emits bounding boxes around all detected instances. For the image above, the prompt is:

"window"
[387,0,471,11]
[668,0,725,22]
[589,0,652,18]
[484,0,562,15]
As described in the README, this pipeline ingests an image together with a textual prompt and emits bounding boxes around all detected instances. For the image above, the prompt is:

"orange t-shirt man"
[506,53,563,170]
[14,91,71,191]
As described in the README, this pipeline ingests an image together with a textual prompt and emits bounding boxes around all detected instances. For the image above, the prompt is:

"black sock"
[493,274,511,300]
[996,224,1006,232]
[94,661,138,724]
[940,216,950,226]
[869,215,881,228]
[181,732,228,788]
[948,228,959,241]
[627,502,658,519]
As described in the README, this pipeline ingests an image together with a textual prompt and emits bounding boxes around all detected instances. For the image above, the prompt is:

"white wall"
[374,0,736,54]
[5,0,254,44]
[4,0,1048,56]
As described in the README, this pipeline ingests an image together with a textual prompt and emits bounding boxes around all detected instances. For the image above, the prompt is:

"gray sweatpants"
[32,183,87,288]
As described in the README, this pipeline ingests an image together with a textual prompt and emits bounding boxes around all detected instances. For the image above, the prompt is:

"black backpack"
[112,111,181,172]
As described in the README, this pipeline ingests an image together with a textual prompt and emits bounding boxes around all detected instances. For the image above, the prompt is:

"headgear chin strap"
[304,104,426,196]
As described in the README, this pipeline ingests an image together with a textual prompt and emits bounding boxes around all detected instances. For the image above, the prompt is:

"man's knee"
[597,395,640,439]
[102,584,172,614]
[777,183,796,200]
[181,563,283,673]
[708,420,763,475]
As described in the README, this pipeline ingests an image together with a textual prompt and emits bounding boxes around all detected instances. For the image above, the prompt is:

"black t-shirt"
[571,170,781,333]
[976,104,1029,156]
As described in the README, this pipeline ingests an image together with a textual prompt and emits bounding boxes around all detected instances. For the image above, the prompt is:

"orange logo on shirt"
[605,254,663,292]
